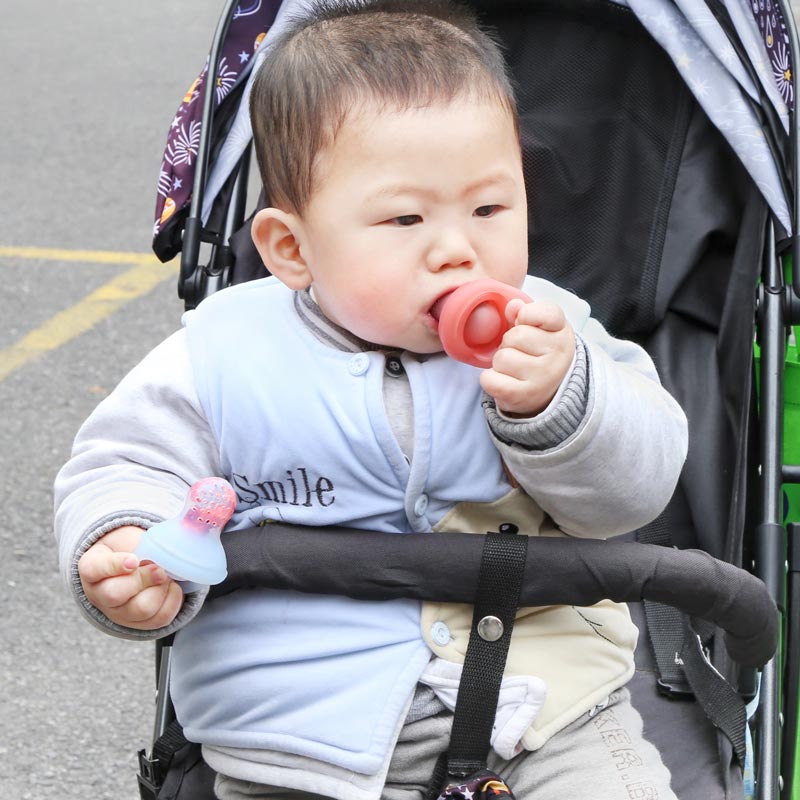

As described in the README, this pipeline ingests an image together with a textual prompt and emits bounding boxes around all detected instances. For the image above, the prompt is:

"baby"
[55,1,688,798]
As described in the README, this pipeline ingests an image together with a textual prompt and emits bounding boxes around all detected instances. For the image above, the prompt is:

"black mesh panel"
[479,1,695,337]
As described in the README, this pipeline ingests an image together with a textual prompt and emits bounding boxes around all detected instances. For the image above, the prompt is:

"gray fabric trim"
[71,511,208,642]
[482,337,589,451]
[383,356,415,460]
[404,683,446,725]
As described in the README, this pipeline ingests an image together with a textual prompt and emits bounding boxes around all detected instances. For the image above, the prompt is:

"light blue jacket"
[173,278,519,772]
[54,275,687,778]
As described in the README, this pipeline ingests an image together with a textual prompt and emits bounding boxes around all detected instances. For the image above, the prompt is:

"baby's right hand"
[78,525,183,630]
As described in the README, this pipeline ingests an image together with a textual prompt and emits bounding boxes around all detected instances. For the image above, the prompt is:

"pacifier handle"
[134,477,237,586]
[438,279,531,368]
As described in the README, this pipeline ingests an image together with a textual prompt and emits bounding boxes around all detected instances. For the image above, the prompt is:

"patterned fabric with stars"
[152,0,796,255]
[437,770,516,800]
[153,0,282,255]
[751,0,794,108]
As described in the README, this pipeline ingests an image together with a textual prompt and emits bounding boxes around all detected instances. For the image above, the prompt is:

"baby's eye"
[474,205,501,218]
[391,214,423,226]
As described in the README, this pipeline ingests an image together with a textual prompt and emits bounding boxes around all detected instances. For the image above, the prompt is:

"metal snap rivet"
[477,615,504,642]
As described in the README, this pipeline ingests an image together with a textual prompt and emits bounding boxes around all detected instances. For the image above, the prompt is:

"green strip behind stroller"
[140,0,800,798]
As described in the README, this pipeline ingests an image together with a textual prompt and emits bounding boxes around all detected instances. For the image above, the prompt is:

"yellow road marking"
[0,245,162,265]
[0,258,177,383]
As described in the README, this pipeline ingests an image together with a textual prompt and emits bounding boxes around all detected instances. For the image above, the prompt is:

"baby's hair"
[249,0,517,213]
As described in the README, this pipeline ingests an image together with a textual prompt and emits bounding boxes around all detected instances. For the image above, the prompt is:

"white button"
[413,494,429,517]
[348,353,370,376]
[431,621,451,646]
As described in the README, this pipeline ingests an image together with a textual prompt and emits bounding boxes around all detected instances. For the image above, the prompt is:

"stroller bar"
[784,464,800,482]
[780,0,800,301]
[759,222,790,800]
[179,0,241,304]
[208,525,779,669]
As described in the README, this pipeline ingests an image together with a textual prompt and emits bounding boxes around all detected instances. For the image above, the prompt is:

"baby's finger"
[86,563,169,610]
[504,298,526,325]
[491,341,541,377]
[481,368,553,416]
[78,547,139,586]
[480,370,527,407]
[120,581,183,626]
[500,324,556,358]
[514,301,567,332]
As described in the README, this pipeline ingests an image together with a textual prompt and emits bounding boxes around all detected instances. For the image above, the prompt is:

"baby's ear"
[251,208,312,290]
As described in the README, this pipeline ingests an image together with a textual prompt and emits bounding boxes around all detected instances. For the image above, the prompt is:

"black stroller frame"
[140,1,800,798]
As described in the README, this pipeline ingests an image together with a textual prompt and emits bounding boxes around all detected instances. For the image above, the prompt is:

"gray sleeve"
[488,316,688,539]
[53,330,222,641]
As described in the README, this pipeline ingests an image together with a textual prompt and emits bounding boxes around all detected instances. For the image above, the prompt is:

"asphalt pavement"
[1,3,225,798]
[3,2,800,800]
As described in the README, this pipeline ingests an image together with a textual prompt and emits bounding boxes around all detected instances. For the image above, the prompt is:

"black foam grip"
[210,525,778,668]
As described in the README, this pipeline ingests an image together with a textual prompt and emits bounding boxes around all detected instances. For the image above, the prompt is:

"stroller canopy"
[152,0,795,260]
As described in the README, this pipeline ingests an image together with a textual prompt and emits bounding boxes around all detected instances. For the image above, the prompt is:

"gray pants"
[215,689,676,800]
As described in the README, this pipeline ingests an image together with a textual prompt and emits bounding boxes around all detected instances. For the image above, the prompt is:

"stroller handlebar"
[209,524,779,669]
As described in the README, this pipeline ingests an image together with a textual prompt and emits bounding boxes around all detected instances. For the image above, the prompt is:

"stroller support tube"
[757,223,789,800]
[179,0,240,307]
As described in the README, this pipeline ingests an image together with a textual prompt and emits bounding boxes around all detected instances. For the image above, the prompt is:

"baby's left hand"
[479,299,575,417]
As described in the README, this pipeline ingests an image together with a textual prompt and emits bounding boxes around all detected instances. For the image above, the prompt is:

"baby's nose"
[426,227,476,271]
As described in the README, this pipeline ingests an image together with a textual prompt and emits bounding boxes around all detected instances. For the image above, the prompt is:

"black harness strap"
[680,623,748,766]
[427,525,529,797]
[138,718,216,800]
[638,516,694,695]
[138,720,188,799]
[152,720,189,772]
[638,515,747,765]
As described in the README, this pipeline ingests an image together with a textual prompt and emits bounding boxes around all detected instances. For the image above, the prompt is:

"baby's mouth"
[429,292,454,322]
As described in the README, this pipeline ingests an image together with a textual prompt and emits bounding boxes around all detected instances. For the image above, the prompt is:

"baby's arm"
[482,283,688,538]
[54,330,222,639]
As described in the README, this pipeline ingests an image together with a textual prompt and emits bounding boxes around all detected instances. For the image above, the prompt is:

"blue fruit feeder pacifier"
[135,477,237,586]
[436,278,531,368]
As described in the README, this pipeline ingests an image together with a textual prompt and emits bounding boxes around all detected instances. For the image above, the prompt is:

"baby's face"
[297,98,528,352]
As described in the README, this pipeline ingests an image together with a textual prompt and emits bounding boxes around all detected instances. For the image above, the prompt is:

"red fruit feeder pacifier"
[135,477,237,587]
[436,278,531,368]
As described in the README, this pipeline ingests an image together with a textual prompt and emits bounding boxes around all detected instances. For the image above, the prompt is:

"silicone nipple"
[135,477,237,586]
[463,302,504,346]
[437,278,531,368]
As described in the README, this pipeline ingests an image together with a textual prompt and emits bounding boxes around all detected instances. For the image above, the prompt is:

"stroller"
[138,0,800,798]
